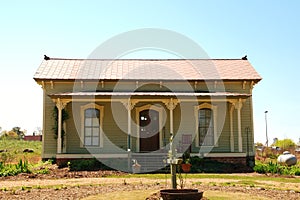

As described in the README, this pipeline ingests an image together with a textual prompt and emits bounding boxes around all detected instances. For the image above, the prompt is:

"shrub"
[254,161,300,176]
[273,139,296,150]
[189,156,253,173]
[67,158,115,171]
[68,158,101,171]
[267,162,282,174]
[289,165,300,176]
[253,163,268,174]
[35,168,50,174]
[0,159,31,177]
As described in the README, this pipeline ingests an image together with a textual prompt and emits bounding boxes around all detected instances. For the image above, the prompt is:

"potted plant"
[181,151,192,173]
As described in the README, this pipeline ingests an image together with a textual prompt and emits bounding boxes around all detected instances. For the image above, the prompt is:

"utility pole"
[265,111,268,147]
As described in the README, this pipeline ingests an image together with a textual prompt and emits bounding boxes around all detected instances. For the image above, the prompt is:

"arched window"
[198,108,214,146]
[195,103,217,147]
[84,108,100,146]
[80,103,104,147]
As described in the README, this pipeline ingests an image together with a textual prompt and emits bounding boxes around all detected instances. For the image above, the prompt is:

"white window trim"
[135,104,164,152]
[194,103,218,147]
[80,103,104,148]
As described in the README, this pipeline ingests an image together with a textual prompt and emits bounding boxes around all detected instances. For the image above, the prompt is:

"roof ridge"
[45,58,245,61]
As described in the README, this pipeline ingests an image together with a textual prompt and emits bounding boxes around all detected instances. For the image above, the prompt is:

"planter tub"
[160,189,203,200]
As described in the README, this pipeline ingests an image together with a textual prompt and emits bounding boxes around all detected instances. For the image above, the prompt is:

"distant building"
[24,135,42,141]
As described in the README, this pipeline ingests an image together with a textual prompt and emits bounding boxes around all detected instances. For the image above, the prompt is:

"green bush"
[68,158,102,171]
[188,156,253,173]
[0,159,31,177]
[35,168,50,174]
[254,161,300,176]
[253,163,268,174]
[67,158,115,171]
[267,162,282,174]
[289,165,300,176]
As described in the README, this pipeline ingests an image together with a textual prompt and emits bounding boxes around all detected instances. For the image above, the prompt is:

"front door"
[139,109,159,152]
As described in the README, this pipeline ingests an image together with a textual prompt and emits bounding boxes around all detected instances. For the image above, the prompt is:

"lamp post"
[265,111,268,147]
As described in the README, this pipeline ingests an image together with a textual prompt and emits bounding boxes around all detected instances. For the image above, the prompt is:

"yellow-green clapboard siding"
[41,80,255,158]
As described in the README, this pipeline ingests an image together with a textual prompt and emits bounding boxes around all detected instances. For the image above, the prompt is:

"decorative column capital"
[230,103,235,113]
[229,98,245,110]
[121,99,138,110]
[163,98,179,110]
[54,98,70,110]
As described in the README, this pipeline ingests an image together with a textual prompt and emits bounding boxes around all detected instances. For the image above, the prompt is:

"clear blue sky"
[0,1,299,143]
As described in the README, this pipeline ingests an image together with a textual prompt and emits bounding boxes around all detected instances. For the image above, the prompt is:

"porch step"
[131,153,169,173]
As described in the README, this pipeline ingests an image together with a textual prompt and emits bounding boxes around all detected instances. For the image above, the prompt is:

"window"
[195,103,217,147]
[84,108,100,146]
[198,108,214,146]
[80,103,104,148]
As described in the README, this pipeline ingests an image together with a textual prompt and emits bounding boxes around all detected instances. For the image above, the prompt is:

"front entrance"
[139,109,159,152]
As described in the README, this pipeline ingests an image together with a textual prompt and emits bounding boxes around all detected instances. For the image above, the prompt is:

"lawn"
[0,139,299,199]
[0,139,42,164]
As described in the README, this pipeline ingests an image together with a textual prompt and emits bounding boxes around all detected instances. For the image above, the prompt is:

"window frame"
[80,103,104,148]
[194,103,218,147]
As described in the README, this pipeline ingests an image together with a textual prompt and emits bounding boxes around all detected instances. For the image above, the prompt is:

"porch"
[50,91,251,157]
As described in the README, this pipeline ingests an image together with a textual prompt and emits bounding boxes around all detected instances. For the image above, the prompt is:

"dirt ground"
[0,166,300,200]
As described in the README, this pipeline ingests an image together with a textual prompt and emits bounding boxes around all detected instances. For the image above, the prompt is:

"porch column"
[165,98,179,136]
[128,102,131,151]
[235,99,243,152]
[230,104,235,152]
[170,105,174,135]
[122,99,136,151]
[55,98,68,154]
[127,99,135,151]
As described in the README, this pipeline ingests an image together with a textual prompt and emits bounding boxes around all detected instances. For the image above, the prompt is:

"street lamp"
[265,111,268,147]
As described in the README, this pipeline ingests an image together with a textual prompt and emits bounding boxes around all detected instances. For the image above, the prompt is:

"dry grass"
[82,190,158,200]
[203,190,268,200]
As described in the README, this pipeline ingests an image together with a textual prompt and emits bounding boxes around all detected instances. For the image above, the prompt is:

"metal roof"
[34,58,262,81]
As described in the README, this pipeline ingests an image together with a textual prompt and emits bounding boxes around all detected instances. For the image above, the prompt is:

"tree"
[255,142,264,147]
[6,130,18,139]
[33,127,42,136]
[273,138,296,150]
[12,127,25,139]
